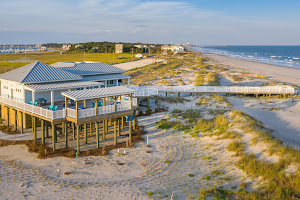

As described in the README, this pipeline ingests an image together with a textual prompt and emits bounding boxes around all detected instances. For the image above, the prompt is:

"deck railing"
[0,96,65,120]
[66,100,137,119]
[128,85,295,96]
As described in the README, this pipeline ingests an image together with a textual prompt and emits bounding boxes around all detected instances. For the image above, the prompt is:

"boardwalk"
[128,85,295,97]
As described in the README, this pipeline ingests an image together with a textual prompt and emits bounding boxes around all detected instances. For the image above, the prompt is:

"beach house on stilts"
[0,61,138,153]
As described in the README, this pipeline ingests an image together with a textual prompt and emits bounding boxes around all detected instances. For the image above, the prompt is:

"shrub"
[147,191,154,195]
[226,141,245,156]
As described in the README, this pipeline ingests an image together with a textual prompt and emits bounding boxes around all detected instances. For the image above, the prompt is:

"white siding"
[0,80,25,101]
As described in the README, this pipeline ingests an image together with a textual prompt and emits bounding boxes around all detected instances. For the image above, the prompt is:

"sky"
[0,0,300,45]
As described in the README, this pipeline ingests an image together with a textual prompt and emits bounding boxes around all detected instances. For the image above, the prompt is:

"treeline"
[42,42,162,54]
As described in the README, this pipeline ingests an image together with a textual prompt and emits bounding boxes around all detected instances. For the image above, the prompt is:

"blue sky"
[0,0,299,45]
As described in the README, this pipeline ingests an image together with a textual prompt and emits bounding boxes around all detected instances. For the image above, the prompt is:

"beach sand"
[203,53,300,87]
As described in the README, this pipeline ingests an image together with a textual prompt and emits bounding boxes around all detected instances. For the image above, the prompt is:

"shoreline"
[194,50,300,87]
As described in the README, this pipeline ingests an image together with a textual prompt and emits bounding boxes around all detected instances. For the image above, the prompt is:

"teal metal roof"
[0,61,82,84]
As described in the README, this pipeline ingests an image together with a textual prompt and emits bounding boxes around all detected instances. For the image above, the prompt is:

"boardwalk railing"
[128,85,295,97]
[66,99,137,119]
[0,95,65,120]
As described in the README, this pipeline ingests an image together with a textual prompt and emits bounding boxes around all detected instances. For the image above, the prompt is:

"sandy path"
[204,53,300,87]
[114,58,163,71]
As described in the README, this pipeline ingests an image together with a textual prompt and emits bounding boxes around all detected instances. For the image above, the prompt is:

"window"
[107,80,114,85]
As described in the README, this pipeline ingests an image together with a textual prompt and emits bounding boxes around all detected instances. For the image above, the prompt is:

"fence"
[0,95,65,120]
[128,85,295,96]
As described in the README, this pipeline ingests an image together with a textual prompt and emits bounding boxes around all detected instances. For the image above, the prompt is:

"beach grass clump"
[159,96,190,104]
[194,119,214,132]
[157,119,180,129]
[226,141,245,156]
[196,96,209,105]
[207,72,220,86]
[181,109,202,122]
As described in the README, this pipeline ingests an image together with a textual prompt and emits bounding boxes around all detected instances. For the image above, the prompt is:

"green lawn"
[0,51,136,74]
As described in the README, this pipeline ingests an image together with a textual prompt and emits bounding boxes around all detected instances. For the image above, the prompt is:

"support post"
[118,118,121,136]
[102,120,105,140]
[52,123,55,151]
[20,112,23,134]
[72,123,75,140]
[84,123,87,144]
[133,110,136,131]
[65,122,68,148]
[129,114,132,145]
[33,117,37,140]
[14,109,17,132]
[121,116,124,129]
[96,122,99,149]
[6,107,9,126]
[45,121,49,138]
[41,120,45,145]
[76,125,80,153]
[114,120,117,145]
[90,122,93,136]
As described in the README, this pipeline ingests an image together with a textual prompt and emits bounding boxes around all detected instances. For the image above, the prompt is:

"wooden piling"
[41,120,45,145]
[96,121,99,149]
[65,122,68,148]
[6,107,9,126]
[84,123,87,144]
[114,120,117,145]
[52,123,55,151]
[33,117,37,140]
[102,120,105,140]
[77,125,80,153]
[72,123,75,140]
[129,115,132,145]
[118,118,121,136]
[20,112,23,134]
[14,109,17,132]
[90,122,93,136]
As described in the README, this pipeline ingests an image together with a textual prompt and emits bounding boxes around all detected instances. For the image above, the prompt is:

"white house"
[0,61,131,105]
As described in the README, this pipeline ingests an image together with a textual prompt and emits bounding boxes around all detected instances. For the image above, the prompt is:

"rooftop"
[0,61,82,84]
[51,62,126,76]
[62,86,134,101]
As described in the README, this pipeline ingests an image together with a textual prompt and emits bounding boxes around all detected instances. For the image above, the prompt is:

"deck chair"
[34,102,38,106]
[53,106,58,111]
[92,102,95,108]
[98,102,103,107]
[48,105,53,110]
[28,101,33,105]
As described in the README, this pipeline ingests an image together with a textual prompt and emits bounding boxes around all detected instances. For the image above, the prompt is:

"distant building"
[135,54,143,59]
[161,45,184,54]
[40,46,47,51]
[75,45,82,48]
[93,47,99,50]
[115,44,123,53]
[134,45,143,48]
[62,44,72,51]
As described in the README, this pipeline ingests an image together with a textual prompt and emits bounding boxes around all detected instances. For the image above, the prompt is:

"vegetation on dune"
[125,58,184,85]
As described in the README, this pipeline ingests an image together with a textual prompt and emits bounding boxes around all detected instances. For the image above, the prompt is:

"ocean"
[192,46,300,69]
